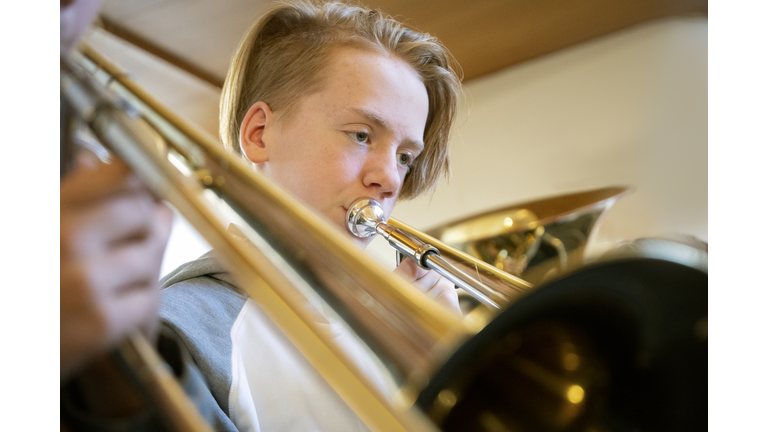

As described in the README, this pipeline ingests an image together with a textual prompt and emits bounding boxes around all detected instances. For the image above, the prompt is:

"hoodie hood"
[160,249,246,298]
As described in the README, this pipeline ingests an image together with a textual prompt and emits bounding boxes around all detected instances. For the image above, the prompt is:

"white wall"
[365,17,708,268]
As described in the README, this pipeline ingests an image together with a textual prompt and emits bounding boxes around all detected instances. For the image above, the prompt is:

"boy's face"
[241,47,430,247]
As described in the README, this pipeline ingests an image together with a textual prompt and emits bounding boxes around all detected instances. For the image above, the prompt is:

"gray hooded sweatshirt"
[159,250,385,432]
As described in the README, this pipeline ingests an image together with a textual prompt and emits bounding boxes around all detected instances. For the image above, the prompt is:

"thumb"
[392,257,428,282]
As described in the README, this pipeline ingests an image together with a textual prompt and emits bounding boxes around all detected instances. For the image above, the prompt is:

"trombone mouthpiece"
[346,198,385,238]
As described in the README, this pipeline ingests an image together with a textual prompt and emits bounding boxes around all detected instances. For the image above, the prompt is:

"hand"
[393,257,462,315]
[60,160,174,380]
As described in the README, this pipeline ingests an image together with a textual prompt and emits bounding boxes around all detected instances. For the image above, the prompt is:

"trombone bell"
[426,187,631,286]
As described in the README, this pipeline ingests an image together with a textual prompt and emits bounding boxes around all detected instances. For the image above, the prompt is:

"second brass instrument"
[425,187,631,287]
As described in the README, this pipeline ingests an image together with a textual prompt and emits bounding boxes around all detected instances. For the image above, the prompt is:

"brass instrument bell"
[426,187,631,286]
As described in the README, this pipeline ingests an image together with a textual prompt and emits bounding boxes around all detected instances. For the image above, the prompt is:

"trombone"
[61,43,708,432]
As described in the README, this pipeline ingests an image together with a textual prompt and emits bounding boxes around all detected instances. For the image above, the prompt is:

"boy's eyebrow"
[346,107,425,152]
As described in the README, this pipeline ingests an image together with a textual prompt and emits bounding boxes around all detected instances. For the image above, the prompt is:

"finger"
[101,283,160,348]
[83,236,167,298]
[395,258,443,291]
[394,259,442,294]
[152,202,175,247]
[62,191,157,256]
[430,280,462,313]
[60,218,168,373]
[137,204,173,346]
[94,192,158,248]
[139,203,174,275]
[392,260,462,314]
[74,151,101,171]
[414,271,461,314]
[392,257,428,282]
[415,269,442,291]
[83,250,162,349]
[60,263,112,376]
[60,311,108,378]
[61,160,147,206]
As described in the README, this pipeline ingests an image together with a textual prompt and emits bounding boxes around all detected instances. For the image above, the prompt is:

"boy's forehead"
[284,45,429,143]
[322,47,419,89]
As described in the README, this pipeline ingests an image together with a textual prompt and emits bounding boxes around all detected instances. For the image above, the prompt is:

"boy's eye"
[350,131,369,142]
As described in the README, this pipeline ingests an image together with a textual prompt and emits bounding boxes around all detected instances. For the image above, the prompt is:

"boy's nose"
[362,151,401,200]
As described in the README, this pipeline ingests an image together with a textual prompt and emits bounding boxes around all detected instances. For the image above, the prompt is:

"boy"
[160,1,464,430]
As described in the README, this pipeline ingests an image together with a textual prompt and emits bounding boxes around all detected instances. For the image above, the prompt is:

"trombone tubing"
[422,253,500,309]
[388,218,533,297]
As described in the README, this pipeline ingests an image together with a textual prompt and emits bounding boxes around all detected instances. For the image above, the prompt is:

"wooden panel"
[85,28,222,136]
[99,15,224,88]
[367,0,707,81]
[99,0,706,84]
[100,0,273,79]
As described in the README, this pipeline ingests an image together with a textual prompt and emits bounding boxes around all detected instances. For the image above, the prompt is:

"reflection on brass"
[566,385,584,404]
[562,352,580,371]
[479,412,513,432]
[426,187,631,287]
[422,321,602,431]
[437,389,458,408]
[388,218,533,307]
[430,388,459,421]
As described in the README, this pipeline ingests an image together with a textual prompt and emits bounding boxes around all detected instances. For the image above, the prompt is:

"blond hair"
[220,0,462,200]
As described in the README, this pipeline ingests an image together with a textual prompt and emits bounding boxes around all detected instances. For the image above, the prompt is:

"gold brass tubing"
[79,44,211,170]
[388,218,533,303]
[118,332,215,432]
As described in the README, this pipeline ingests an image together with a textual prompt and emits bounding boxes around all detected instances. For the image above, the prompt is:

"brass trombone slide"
[423,187,631,288]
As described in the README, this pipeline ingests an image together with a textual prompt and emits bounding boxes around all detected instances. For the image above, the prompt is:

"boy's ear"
[240,101,273,164]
